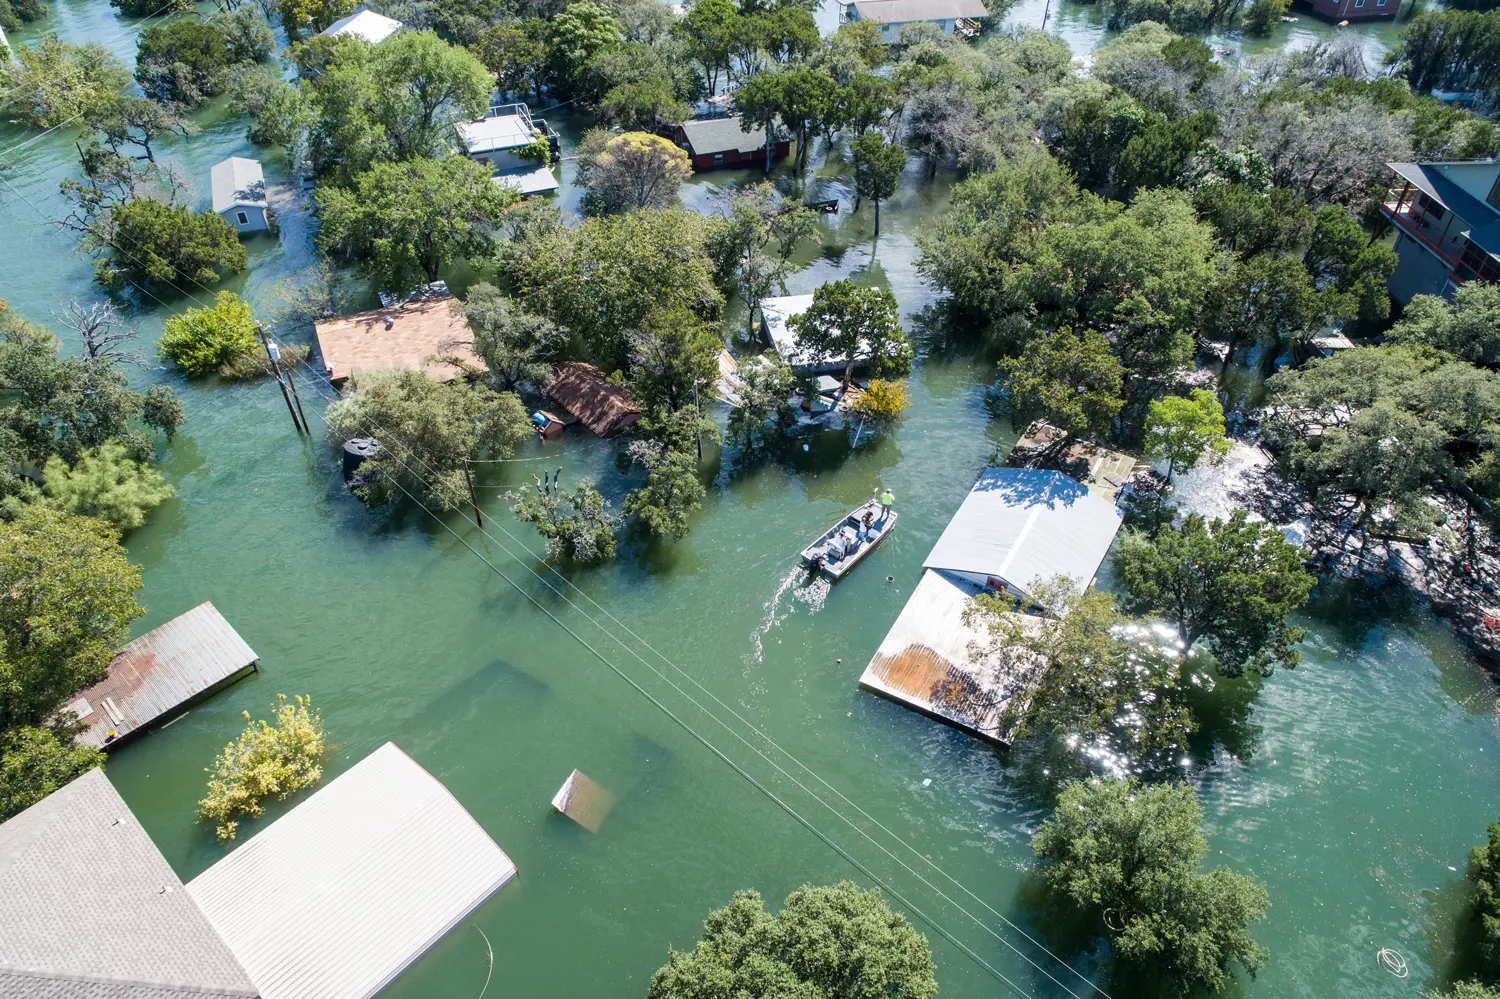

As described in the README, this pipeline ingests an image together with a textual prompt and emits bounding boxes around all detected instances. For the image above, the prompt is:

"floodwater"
[2,2,1498,998]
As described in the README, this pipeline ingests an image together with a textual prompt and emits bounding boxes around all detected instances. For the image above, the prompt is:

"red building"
[1299,0,1398,20]
[672,115,791,171]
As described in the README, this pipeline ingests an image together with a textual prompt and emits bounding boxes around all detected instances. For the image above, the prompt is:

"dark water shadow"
[1421,873,1492,994]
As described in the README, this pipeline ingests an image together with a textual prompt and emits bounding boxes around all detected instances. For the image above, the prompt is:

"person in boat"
[858,510,874,542]
[879,488,895,518]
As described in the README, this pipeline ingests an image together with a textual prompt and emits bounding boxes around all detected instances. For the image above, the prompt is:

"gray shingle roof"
[0,769,257,999]
[679,115,767,156]
[1388,161,1500,257]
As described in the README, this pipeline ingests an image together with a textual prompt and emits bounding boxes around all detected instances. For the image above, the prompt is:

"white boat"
[800,500,897,581]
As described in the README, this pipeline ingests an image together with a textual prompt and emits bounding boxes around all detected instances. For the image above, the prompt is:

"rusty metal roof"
[545,362,642,438]
[71,603,258,748]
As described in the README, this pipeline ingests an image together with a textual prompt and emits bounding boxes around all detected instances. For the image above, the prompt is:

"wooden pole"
[256,324,305,435]
[463,459,484,527]
[285,358,311,436]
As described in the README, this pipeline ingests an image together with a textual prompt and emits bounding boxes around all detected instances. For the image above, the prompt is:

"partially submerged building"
[314,294,485,387]
[671,115,790,171]
[211,157,270,234]
[842,0,989,41]
[318,8,403,43]
[545,362,642,438]
[1298,0,1399,20]
[70,602,259,748]
[455,103,560,195]
[759,294,869,377]
[1381,159,1500,303]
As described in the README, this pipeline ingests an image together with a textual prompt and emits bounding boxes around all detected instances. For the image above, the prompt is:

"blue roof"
[1389,161,1500,257]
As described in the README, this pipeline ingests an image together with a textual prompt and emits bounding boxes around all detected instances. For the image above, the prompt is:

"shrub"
[848,377,911,422]
[93,199,247,290]
[158,291,261,377]
[40,441,174,533]
[199,694,326,842]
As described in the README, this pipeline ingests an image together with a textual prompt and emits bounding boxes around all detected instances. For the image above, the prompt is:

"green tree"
[474,18,551,103]
[158,291,262,377]
[1033,776,1269,993]
[1302,206,1398,324]
[628,306,723,414]
[1115,111,1218,194]
[623,434,704,541]
[1426,985,1500,999]
[598,78,690,132]
[135,19,232,105]
[325,369,530,511]
[0,725,104,821]
[199,693,325,842]
[1206,253,1332,371]
[463,283,564,390]
[1194,184,1314,259]
[848,378,911,424]
[706,183,816,335]
[1144,388,1229,483]
[213,7,276,64]
[0,506,143,731]
[673,0,737,93]
[735,65,834,172]
[1391,283,1500,366]
[1469,815,1500,976]
[998,327,1124,443]
[727,352,794,447]
[88,198,248,291]
[508,477,618,562]
[851,130,905,236]
[550,1,623,88]
[318,156,517,293]
[791,280,912,400]
[39,442,174,533]
[110,0,191,13]
[648,882,938,999]
[276,0,355,35]
[576,129,692,215]
[366,31,495,160]
[0,0,47,31]
[0,35,131,129]
[1114,510,1314,676]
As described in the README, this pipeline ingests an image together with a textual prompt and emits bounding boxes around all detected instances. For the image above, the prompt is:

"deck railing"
[1380,200,1466,268]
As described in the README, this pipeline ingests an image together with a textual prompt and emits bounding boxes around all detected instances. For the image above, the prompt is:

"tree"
[1206,253,1331,371]
[1392,9,1500,103]
[851,130,905,237]
[791,281,912,400]
[1114,510,1314,676]
[576,130,692,215]
[325,369,530,510]
[998,327,1124,443]
[1426,985,1500,999]
[673,0,738,94]
[727,352,793,447]
[158,291,262,377]
[628,307,723,414]
[213,7,277,64]
[1469,815,1500,976]
[1302,206,1397,324]
[55,300,143,366]
[1391,283,1500,366]
[848,378,910,423]
[199,694,325,842]
[550,1,623,88]
[88,199,248,291]
[318,156,517,293]
[0,506,143,731]
[1144,389,1229,483]
[276,0,355,35]
[365,31,495,160]
[110,0,192,14]
[474,19,550,103]
[0,35,131,129]
[647,882,938,999]
[39,442,174,533]
[736,66,834,172]
[86,95,192,165]
[623,436,703,541]
[598,79,690,132]
[135,19,232,105]
[1032,776,1269,993]
[463,283,564,390]
[707,183,816,334]
[508,477,618,562]
[0,0,46,31]
[0,725,104,821]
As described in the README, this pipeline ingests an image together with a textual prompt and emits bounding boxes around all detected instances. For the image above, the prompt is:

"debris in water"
[922,778,931,787]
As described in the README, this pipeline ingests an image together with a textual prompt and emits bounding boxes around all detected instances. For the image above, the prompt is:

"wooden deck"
[1007,421,1148,502]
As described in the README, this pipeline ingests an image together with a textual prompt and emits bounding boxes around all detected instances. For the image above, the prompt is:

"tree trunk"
[874,199,881,237]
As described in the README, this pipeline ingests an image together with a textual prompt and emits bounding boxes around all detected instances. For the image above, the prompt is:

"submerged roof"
[679,115,767,156]
[313,294,485,386]
[493,164,559,195]
[924,467,1123,593]
[546,362,641,438]
[319,8,402,43]
[72,602,258,747]
[761,293,869,372]
[210,157,266,214]
[850,0,989,21]
[0,769,256,999]
[456,113,537,154]
[187,743,516,999]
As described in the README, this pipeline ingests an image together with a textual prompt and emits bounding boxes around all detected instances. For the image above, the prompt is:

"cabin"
[545,362,642,438]
[1380,159,1500,303]
[69,602,259,748]
[1298,0,1398,19]
[671,115,790,171]
[455,103,560,195]
[318,7,403,43]
[841,0,989,42]
[759,294,871,377]
[313,294,485,387]
[211,157,269,234]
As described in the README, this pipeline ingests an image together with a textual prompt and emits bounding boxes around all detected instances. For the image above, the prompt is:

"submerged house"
[313,294,485,387]
[318,8,403,43]
[545,362,642,438]
[455,103,560,195]
[0,743,517,999]
[1299,0,1399,20]
[671,115,790,171]
[758,294,872,378]
[841,0,989,41]
[1380,159,1500,303]
[211,157,269,234]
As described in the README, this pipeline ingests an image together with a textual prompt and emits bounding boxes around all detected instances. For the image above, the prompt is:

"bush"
[198,694,326,842]
[93,199,247,290]
[40,441,174,533]
[134,19,232,105]
[848,378,911,422]
[158,291,261,377]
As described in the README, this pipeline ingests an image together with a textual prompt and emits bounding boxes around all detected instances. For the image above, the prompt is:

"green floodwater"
[3,2,1498,998]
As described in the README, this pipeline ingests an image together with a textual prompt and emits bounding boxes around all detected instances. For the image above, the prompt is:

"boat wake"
[748,564,831,663]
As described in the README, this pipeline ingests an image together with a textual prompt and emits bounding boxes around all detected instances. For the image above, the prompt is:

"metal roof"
[679,115,767,156]
[1388,161,1500,257]
[0,769,257,999]
[187,743,517,999]
[72,602,259,748]
[319,8,402,43]
[761,294,871,373]
[210,158,266,215]
[456,114,536,154]
[850,0,989,22]
[923,467,1123,594]
[493,164,559,195]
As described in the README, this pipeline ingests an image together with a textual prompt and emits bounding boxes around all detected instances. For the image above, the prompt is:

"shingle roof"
[679,115,767,156]
[0,769,257,999]
[186,743,517,999]
[209,158,265,215]
[313,294,485,386]
[545,362,642,438]
[850,0,989,21]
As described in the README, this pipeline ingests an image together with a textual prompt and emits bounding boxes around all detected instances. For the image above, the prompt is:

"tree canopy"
[0,35,129,129]
[158,291,262,377]
[1144,389,1229,482]
[790,280,912,398]
[998,327,1124,442]
[577,129,692,215]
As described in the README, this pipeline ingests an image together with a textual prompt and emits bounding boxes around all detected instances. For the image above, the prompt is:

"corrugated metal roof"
[679,115,767,156]
[319,8,401,42]
[210,158,265,215]
[456,114,535,154]
[187,743,517,999]
[850,0,989,21]
[73,603,259,748]
[0,769,257,999]
[923,467,1123,595]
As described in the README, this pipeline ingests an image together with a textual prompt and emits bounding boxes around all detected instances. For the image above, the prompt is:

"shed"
[672,115,790,171]
[923,466,1124,602]
[211,157,269,233]
[319,8,402,43]
[545,362,642,438]
[313,294,485,386]
[70,602,259,749]
[844,0,989,39]
[0,768,257,999]
[187,742,517,999]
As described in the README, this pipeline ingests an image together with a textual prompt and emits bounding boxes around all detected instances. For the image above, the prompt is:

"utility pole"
[256,323,305,436]
[279,345,312,434]
[1041,0,1051,30]
[463,459,484,526]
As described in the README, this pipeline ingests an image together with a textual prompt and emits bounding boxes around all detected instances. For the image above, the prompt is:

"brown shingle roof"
[313,296,485,387]
[545,362,641,438]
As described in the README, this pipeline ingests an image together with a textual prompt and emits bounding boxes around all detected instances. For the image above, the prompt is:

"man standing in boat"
[878,487,895,519]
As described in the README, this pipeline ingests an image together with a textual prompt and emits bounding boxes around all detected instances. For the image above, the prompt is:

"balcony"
[1381,199,1465,268]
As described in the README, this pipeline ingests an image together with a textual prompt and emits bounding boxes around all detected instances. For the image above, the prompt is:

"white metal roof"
[923,467,1123,593]
[210,157,266,214]
[319,8,402,43]
[761,294,870,372]
[456,114,536,154]
[187,742,517,999]
[493,164,559,195]
[850,0,989,21]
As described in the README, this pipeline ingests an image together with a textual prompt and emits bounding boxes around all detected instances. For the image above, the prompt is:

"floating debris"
[551,769,613,833]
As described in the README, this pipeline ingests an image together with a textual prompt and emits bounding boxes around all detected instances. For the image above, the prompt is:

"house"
[455,103,560,195]
[211,157,269,234]
[671,115,790,171]
[1380,160,1500,303]
[0,743,517,999]
[69,601,260,748]
[841,0,989,42]
[313,294,486,387]
[759,294,870,377]
[1298,0,1398,20]
[545,362,642,438]
[318,7,403,43]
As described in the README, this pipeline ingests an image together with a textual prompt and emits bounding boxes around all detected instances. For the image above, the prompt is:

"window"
[1354,0,1364,7]
[1377,0,1387,6]
[712,153,724,167]
[236,212,249,225]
